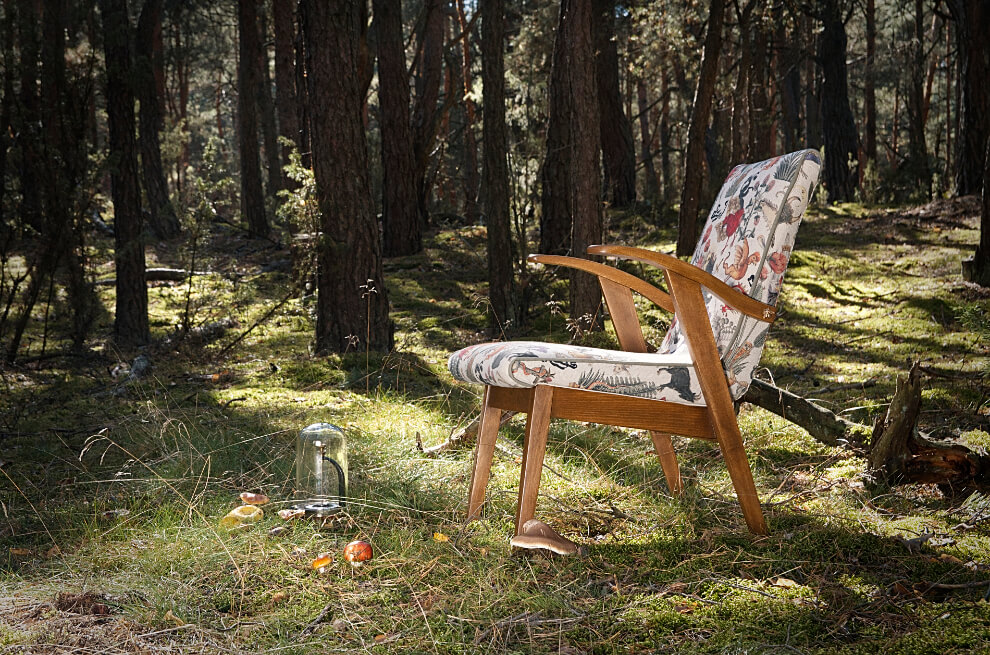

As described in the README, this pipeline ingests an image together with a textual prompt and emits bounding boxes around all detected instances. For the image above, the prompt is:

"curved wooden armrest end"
[586,245,777,323]
[528,253,673,314]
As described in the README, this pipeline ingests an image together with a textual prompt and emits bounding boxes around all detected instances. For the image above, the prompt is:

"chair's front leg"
[514,384,554,536]
[666,272,768,535]
[466,386,504,521]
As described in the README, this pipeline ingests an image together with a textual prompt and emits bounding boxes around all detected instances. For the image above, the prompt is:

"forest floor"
[2,196,990,654]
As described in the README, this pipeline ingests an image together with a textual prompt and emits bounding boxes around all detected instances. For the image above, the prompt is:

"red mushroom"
[343,540,373,566]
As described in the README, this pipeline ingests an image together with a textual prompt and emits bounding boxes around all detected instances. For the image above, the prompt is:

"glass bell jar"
[294,423,348,516]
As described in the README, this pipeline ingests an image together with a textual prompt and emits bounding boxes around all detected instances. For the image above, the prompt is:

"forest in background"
[0,0,988,362]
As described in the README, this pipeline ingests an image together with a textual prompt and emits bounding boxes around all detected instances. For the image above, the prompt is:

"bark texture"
[375,0,422,257]
[947,0,990,196]
[561,0,604,328]
[481,0,517,333]
[102,0,149,347]
[273,0,300,191]
[237,0,269,237]
[136,0,180,239]
[593,0,636,207]
[411,0,445,224]
[676,0,725,256]
[301,0,393,353]
[539,3,572,256]
[819,0,859,202]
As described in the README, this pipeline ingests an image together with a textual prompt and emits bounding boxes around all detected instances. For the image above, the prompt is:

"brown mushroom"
[343,540,373,566]
[509,519,578,556]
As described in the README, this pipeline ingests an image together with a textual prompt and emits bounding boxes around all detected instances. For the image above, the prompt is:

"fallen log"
[742,378,868,449]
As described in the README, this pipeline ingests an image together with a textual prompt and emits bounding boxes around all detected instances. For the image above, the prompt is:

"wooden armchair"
[448,150,822,545]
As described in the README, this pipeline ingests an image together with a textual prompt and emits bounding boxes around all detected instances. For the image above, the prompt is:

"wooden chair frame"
[466,245,778,536]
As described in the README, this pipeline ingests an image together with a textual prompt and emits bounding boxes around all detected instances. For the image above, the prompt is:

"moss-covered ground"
[2,197,990,653]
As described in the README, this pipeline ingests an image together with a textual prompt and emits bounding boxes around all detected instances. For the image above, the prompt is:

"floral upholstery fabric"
[448,149,822,405]
[448,340,703,406]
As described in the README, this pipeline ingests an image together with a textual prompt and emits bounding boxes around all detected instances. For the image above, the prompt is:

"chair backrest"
[660,149,822,399]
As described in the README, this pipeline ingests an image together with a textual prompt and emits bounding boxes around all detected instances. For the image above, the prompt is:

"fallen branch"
[418,411,518,456]
[742,378,867,448]
[217,291,294,357]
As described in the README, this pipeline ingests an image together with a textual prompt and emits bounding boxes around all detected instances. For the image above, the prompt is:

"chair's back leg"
[514,384,554,536]
[466,386,504,521]
[649,431,684,495]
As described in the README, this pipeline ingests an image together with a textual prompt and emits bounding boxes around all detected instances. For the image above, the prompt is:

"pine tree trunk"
[635,77,659,204]
[947,0,990,196]
[593,0,636,207]
[136,0,180,240]
[864,0,877,163]
[301,0,392,354]
[237,0,269,237]
[411,0,445,224]
[481,0,516,333]
[564,0,603,328]
[539,3,572,256]
[819,0,859,203]
[907,0,931,197]
[257,5,282,196]
[273,0,300,192]
[375,0,422,257]
[676,0,725,257]
[962,138,990,285]
[16,0,42,233]
[803,15,822,151]
[455,0,480,225]
[102,0,149,347]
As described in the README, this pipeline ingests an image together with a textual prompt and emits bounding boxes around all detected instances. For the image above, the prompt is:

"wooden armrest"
[528,253,674,314]
[587,244,777,323]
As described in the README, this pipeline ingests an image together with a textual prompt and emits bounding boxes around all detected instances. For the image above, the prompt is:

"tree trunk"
[481,0,516,334]
[456,0,480,225]
[676,0,725,257]
[237,0,269,237]
[593,0,636,208]
[864,0,877,163]
[374,0,422,257]
[411,0,445,225]
[136,0,180,240]
[659,68,673,207]
[947,0,990,196]
[539,1,572,256]
[564,0,603,329]
[257,5,282,197]
[16,0,42,233]
[776,19,801,154]
[803,15,822,151]
[272,0,300,192]
[301,0,392,354]
[819,0,859,203]
[294,10,311,169]
[747,18,772,160]
[962,138,990,285]
[102,0,149,347]
[636,77,659,205]
[906,0,932,197]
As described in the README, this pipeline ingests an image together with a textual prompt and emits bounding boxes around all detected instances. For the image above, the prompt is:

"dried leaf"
[239,492,270,505]
[9,547,31,556]
[433,532,450,542]
[164,609,185,627]
[674,602,694,614]
[772,577,800,589]
[278,508,305,521]
[939,553,964,565]
[271,591,288,604]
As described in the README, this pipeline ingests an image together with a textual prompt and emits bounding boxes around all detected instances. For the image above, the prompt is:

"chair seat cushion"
[448,341,705,406]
